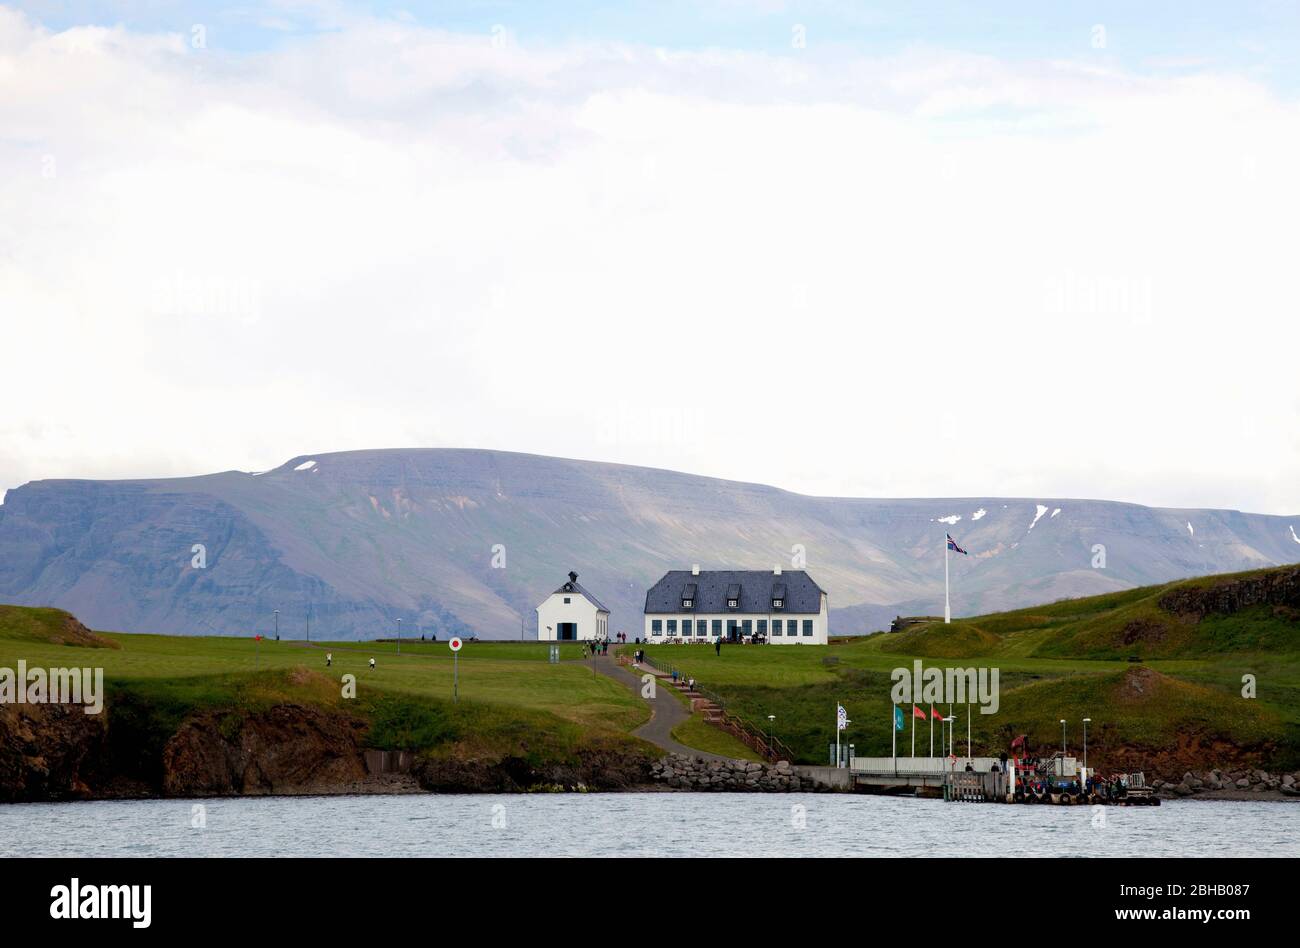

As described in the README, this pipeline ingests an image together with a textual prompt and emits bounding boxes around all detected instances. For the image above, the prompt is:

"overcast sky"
[2,2,1298,514]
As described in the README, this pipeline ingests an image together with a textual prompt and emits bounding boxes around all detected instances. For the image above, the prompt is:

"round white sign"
[449,637,463,652]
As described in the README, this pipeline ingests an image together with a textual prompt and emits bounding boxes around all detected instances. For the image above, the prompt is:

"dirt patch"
[1119,619,1169,647]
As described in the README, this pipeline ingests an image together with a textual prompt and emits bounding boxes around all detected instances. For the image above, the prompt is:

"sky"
[1,1,1298,514]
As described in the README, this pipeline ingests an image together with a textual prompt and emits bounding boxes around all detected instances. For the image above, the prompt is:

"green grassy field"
[3,563,1297,778]
[0,612,667,779]
[635,565,1300,772]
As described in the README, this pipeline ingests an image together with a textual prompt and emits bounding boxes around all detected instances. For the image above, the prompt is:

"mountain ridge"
[1,447,1297,640]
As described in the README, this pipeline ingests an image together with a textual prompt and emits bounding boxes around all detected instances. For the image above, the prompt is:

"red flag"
[1011,734,1026,749]
[930,707,943,720]
[912,705,926,720]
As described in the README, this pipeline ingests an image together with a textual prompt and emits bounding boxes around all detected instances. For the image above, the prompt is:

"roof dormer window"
[772,582,786,611]
[681,582,696,611]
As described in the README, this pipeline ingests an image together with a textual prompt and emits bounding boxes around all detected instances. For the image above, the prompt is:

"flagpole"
[835,702,840,768]
[891,704,896,774]
[949,702,954,756]
[911,706,916,759]
[967,702,972,759]
[944,533,951,624]
[929,704,934,757]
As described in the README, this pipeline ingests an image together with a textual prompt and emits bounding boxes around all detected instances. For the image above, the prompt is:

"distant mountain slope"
[0,448,1297,639]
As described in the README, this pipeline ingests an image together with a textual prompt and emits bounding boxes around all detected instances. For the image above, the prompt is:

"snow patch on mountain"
[295,460,317,471]
[934,514,961,525]
[1187,522,1195,537]
[1051,507,1061,518]
[1291,525,1300,545]
[971,508,987,521]
[1029,504,1049,530]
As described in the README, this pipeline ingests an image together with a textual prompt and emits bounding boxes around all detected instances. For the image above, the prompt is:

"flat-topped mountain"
[1,448,1297,639]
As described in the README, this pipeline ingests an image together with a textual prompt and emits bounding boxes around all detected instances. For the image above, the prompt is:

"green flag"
[894,705,904,732]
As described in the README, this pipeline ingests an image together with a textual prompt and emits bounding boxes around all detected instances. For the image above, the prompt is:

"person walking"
[326,652,332,667]
[714,638,721,657]
[368,657,376,671]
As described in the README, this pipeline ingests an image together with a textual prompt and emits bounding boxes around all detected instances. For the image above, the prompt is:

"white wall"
[642,593,829,645]
[537,592,607,641]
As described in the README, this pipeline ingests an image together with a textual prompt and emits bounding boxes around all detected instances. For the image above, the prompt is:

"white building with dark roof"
[643,565,828,645]
[536,571,610,641]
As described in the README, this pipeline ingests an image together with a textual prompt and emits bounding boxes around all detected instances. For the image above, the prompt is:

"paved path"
[589,654,735,762]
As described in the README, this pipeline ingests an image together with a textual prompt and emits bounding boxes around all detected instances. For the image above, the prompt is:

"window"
[726,584,741,609]
[667,620,677,634]
[711,619,722,635]
[772,620,782,636]
[803,619,813,637]
[652,619,662,634]
[683,599,693,609]
[757,620,767,634]
[741,619,752,635]
[772,598,783,609]
[563,597,571,604]
[682,619,692,635]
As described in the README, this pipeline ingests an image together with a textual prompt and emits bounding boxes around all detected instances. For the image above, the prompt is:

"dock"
[847,754,1159,805]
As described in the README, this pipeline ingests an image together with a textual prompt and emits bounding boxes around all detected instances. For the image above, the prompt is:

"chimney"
[568,571,578,583]
[691,564,700,576]
[774,564,782,575]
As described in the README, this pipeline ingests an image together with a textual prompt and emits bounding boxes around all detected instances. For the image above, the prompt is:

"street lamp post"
[1060,719,1067,756]
[273,609,279,641]
[767,714,776,757]
[1082,717,1091,773]
[397,618,402,656]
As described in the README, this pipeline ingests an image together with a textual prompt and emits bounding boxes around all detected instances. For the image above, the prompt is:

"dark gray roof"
[552,576,609,612]
[644,570,825,615]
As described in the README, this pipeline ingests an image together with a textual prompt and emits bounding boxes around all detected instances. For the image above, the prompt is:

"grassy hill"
[637,565,1300,776]
[0,607,661,798]
[3,563,1297,794]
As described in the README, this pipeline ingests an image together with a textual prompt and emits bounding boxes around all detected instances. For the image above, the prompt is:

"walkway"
[589,654,735,762]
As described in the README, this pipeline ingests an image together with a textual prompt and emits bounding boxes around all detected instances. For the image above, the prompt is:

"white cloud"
[0,9,1298,514]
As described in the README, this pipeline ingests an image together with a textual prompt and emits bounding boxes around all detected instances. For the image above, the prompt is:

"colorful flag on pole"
[894,705,905,732]
[1011,734,1026,749]
[946,533,968,555]
[930,706,943,720]
[836,704,848,731]
[912,704,926,720]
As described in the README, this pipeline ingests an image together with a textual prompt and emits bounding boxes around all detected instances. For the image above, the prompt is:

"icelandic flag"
[946,533,968,555]
[837,704,848,731]
[894,705,905,732]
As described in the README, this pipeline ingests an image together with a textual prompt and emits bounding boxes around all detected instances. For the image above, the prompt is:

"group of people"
[584,639,610,657]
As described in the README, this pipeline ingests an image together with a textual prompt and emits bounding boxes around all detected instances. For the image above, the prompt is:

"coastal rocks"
[0,700,109,801]
[412,745,654,793]
[649,754,813,792]
[1154,767,1300,800]
[161,704,370,796]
